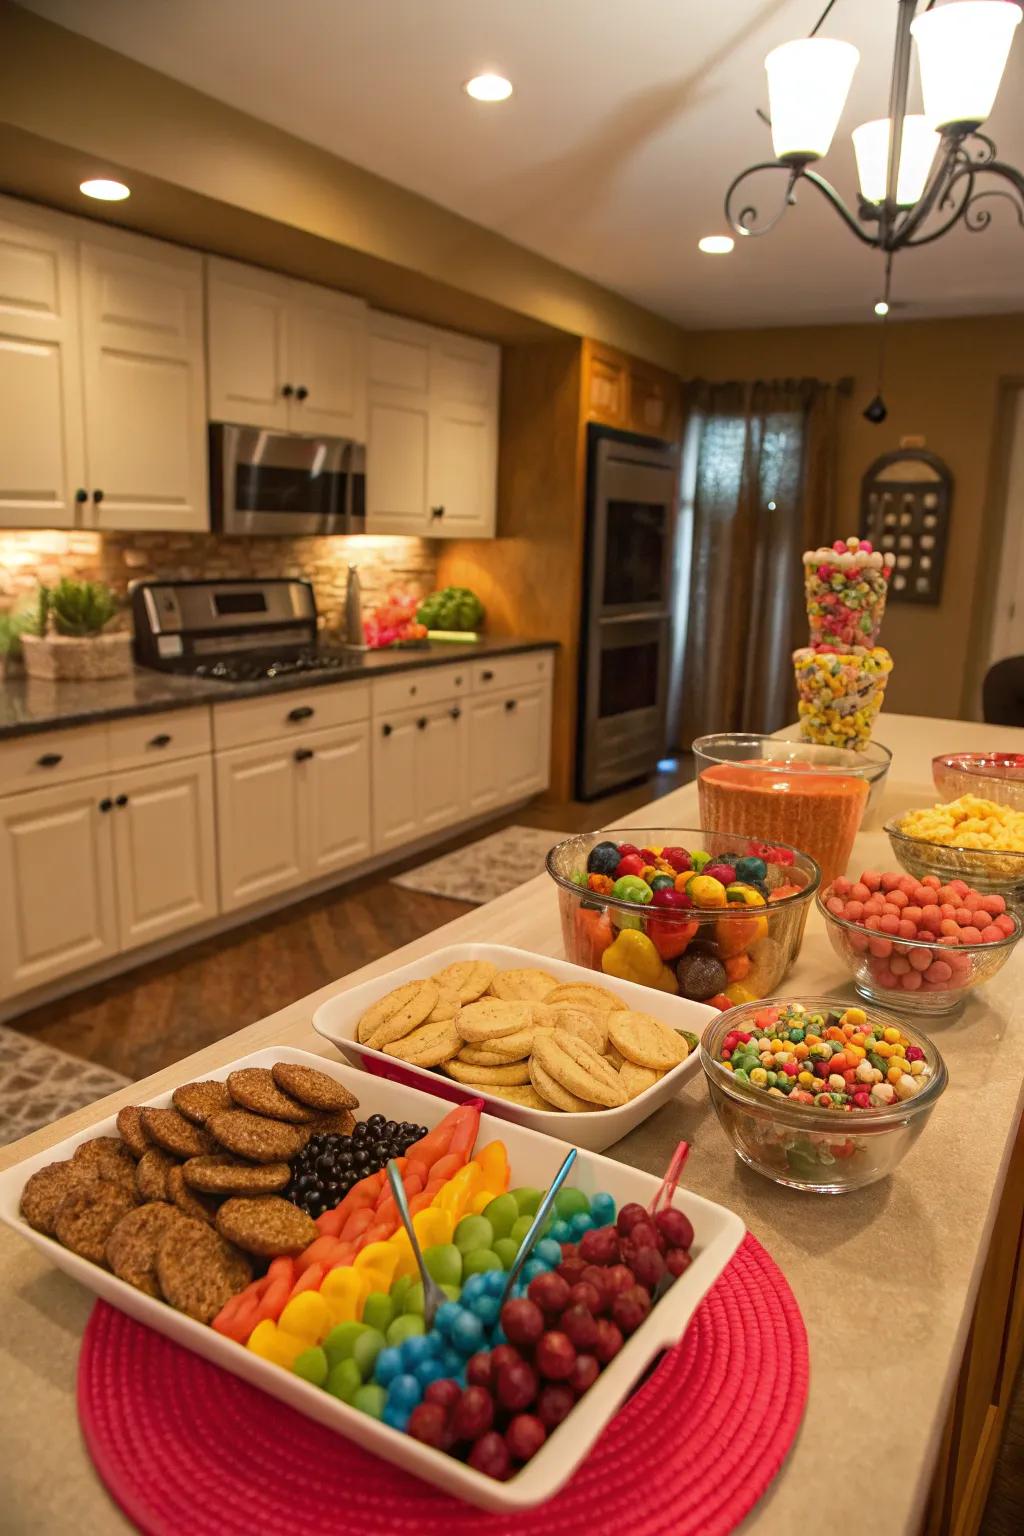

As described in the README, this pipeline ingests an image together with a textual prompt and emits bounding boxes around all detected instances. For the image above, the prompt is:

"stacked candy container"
[794,536,896,750]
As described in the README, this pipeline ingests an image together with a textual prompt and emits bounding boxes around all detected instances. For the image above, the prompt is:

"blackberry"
[283,1116,430,1216]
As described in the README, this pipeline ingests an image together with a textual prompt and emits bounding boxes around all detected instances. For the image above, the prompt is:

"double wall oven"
[577,426,679,800]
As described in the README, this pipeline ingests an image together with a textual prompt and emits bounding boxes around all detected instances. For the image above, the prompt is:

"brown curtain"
[675,377,839,747]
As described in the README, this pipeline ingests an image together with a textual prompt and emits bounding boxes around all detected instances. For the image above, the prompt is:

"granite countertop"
[0,637,557,741]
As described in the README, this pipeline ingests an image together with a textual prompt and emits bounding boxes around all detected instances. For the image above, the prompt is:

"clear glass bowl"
[545,828,819,1007]
[817,884,1021,1016]
[932,751,1024,811]
[693,733,891,888]
[885,819,1024,899]
[699,997,947,1193]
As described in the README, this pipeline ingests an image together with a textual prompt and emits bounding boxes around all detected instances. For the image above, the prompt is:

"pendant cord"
[809,0,841,36]
[877,253,894,392]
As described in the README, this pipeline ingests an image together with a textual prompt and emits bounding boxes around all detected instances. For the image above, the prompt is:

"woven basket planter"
[21,631,133,682]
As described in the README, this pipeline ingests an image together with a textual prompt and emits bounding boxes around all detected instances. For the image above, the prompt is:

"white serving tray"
[0,1046,744,1513]
[313,943,714,1153]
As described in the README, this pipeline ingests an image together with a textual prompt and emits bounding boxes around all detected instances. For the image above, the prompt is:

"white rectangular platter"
[313,942,714,1153]
[0,1045,744,1513]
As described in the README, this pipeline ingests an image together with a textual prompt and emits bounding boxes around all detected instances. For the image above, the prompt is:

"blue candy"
[521,1258,546,1284]
[400,1335,435,1369]
[470,1294,501,1328]
[374,1346,404,1386]
[414,1357,448,1389]
[482,1269,507,1298]
[569,1213,595,1239]
[439,1345,466,1378]
[460,1273,488,1303]
[450,1311,485,1355]
[589,1192,616,1226]
[388,1372,423,1409]
[534,1238,562,1269]
[550,1219,572,1245]
[434,1301,462,1338]
[383,1403,410,1432]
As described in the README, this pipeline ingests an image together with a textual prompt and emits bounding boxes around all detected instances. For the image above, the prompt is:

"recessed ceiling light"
[80,178,131,202]
[698,234,735,254]
[464,73,513,102]
[874,299,890,316]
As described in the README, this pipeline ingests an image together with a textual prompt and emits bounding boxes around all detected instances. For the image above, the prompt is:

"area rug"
[391,824,567,905]
[0,1026,130,1148]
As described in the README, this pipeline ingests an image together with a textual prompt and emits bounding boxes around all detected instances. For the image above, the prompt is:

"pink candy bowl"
[816,885,1021,1016]
[932,751,1024,812]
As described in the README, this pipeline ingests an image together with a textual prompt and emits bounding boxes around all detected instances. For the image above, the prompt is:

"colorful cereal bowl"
[885,819,1024,899]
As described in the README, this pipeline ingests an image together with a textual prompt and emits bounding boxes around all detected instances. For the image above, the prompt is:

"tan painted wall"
[688,314,1024,720]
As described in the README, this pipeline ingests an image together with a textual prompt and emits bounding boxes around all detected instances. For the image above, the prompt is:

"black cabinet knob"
[92,489,104,504]
[481,669,494,682]
[505,698,517,712]
[382,723,393,737]
[148,733,172,749]
[294,747,315,762]
[296,385,309,401]
[115,793,128,807]
[281,383,294,398]
[74,489,87,505]
[287,705,315,723]
[98,797,113,813]
[450,706,462,720]
[36,752,63,768]
[430,505,445,519]
[417,717,427,730]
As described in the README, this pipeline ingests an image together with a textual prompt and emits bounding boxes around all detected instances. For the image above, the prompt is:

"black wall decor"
[860,449,952,605]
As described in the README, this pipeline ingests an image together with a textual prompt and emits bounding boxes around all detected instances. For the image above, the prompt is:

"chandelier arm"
[901,162,1024,247]
[897,167,978,247]
[724,161,803,236]
[800,171,882,246]
[885,136,963,247]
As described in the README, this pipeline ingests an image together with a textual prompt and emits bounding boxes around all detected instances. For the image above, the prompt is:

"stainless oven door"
[210,424,366,535]
[579,613,670,799]
[589,436,677,616]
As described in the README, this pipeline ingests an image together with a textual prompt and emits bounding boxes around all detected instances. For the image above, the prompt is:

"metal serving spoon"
[500,1147,578,1307]
[387,1158,446,1329]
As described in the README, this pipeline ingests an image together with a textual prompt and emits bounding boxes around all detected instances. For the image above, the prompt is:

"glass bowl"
[885,818,1024,899]
[817,884,1021,1015]
[699,997,947,1193]
[932,751,1024,811]
[693,733,891,887]
[545,828,820,1007]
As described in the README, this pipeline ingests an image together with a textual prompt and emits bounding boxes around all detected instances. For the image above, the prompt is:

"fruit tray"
[0,1046,744,1513]
[313,944,713,1153]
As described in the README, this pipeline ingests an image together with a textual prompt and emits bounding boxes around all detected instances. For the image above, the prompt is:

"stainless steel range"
[131,577,359,682]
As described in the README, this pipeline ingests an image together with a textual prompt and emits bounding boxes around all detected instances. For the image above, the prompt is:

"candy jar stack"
[793,536,895,750]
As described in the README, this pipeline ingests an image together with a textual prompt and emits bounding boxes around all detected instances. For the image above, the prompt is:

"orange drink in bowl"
[694,734,890,888]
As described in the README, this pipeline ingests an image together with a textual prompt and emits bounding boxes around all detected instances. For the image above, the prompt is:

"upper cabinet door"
[366,314,432,535]
[287,280,368,439]
[427,330,499,539]
[206,257,290,430]
[78,232,208,531]
[0,198,85,528]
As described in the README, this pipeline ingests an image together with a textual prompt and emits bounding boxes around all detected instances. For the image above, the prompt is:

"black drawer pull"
[74,488,87,505]
[481,669,494,682]
[148,733,172,749]
[294,747,315,762]
[382,723,393,737]
[450,706,462,720]
[36,752,63,768]
[98,797,113,813]
[281,383,294,398]
[115,793,128,807]
[92,488,104,504]
[505,698,517,712]
[287,705,315,723]
[417,717,428,730]
[296,385,309,401]
[430,505,445,518]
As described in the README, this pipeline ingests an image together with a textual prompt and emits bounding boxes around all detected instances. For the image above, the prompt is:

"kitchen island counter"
[1,712,1022,1535]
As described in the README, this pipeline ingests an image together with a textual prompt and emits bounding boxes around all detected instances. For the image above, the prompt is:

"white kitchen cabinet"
[206,257,367,438]
[215,740,305,913]
[416,702,468,834]
[111,756,218,951]
[301,722,372,878]
[468,679,552,813]
[372,695,468,852]
[371,711,420,854]
[366,312,499,538]
[466,693,507,816]
[0,198,85,528]
[78,230,208,531]
[0,777,118,997]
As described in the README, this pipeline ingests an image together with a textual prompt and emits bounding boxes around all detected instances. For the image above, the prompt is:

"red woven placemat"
[77,1232,807,1536]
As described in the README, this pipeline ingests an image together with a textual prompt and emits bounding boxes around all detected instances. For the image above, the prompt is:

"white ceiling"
[20,0,1024,328]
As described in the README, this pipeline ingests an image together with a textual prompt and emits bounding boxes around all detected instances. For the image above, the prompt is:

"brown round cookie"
[215,1196,318,1257]
[156,1218,252,1323]
[306,1109,356,1138]
[54,1179,137,1265]
[19,1160,85,1235]
[172,1079,234,1125]
[72,1136,138,1190]
[207,1108,308,1164]
[141,1107,216,1159]
[226,1067,314,1124]
[271,1062,359,1113]
[182,1155,291,1195]
[136,1147,178,1202]
[167,1164,220,1225]
[105,1202,183,1296]
[115,1107,151,1159]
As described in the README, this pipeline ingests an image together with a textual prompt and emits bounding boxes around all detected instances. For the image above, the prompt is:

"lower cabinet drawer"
[212,682,371,751]
[108,707,212,772]
[0,723,108,797]
[372,663,469,715]
[471,649,554,694]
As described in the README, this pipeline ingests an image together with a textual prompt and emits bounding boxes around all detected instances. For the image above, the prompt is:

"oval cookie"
[431,960,497,1003]
[54,1179,137,1265]
[382,1018,462,1068]
[444,1058,533,1086]
[215,1196,317,1257]
[140,1108,216,1160]
[619,1060,664,1099]
[182,1155,292,1195]
[207,1109,308,1164]
[156,1218,251,1322]
[106,1201,183,1296]
[532,1029,627,1108]
[358,980,439,1048]
[227,1068,315,1123]
[456,999,533,1043]
[529,1057,598,1113]
[271,1063,359,1113]
[607,1011,688,1071]
[115,1107,151,1159]
[19,1161,85,1235]
[172,1079,233,1125]
[489,968,559,1002]
[543,982,627,1014]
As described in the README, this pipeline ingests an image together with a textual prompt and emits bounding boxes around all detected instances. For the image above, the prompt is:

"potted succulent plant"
[21,579,132,682]
[0,608,33,681]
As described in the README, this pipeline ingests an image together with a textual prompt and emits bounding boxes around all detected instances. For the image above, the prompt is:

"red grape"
[490,1344,521,1374]
[557,1255,588,1286]
[560,1303,599,1351]
[630,1246,666,1291]
[579,1226,619,1265]
[468,1431,512,1480]
[568,1280,603,1314]
[612,1285,652,1336]
[535,1330,576,1381]
[496,1357,539,1412]
[569,1353,599,1395]
[655,1208,694,1251]
[616,1202,649,1237]
[505,1412,547,1463]
[424,1378,462,1412]
[593,1318,624,1363]
[624,1220,659,1250]
[580,1265,612,1306]
[536,1382,576,1429]
[452,1385,494,1441]
[501,1297,544,1348]
[603,1263,636,1297]
[407,1402,453,1450]
[528,1271,571,1315]
[665,1247,693,1278]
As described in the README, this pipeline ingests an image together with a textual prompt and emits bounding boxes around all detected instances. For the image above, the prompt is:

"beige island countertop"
[2,712,1023,1535]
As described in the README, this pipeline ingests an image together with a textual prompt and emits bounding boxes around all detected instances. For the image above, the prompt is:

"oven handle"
[596,609,670,625]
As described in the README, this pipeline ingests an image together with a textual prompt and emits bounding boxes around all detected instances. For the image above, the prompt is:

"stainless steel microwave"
[209,423,366,536]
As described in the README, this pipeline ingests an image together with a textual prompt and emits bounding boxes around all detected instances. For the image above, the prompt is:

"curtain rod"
[682,375,855,394]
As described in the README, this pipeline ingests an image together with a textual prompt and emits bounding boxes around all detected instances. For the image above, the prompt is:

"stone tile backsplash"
[0,530,439,634]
